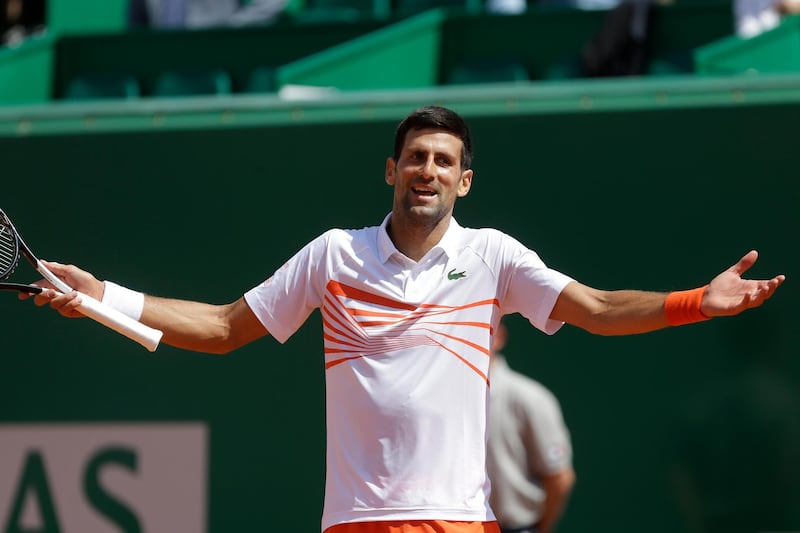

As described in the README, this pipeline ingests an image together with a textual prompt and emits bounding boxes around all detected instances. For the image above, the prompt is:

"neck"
[387,210,451,262]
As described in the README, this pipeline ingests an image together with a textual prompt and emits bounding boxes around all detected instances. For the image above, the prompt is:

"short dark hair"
[393,106,473,170]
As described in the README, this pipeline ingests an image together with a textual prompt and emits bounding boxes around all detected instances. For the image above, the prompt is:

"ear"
[385,157,397,186]
[457,169,473,197]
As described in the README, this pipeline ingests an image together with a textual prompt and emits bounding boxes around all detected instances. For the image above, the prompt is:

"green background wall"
[1,97,798,533]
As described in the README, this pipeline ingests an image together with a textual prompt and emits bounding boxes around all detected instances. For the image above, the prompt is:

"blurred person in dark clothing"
[1,0,45,46]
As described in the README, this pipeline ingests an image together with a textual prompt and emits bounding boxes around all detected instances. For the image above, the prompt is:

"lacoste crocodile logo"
[447,268,467,281]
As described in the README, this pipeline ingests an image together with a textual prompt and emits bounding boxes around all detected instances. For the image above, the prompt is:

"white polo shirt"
[244,214,574,532]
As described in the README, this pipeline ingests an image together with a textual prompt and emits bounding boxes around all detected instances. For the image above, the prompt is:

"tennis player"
[31,106,784,533]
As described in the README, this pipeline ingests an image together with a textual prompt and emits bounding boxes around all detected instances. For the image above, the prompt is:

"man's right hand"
[23,261,105,318]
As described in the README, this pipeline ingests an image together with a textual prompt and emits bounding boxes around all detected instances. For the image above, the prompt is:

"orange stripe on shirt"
[429,337,489,385]
[322,282,495,380]
[327,280,417,311]
[415,327,490,356]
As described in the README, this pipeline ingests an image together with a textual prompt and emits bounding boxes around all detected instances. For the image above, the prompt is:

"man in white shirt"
[30,106,785,533]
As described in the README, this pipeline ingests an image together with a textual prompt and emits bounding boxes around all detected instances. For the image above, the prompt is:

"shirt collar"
[377,213,463,264]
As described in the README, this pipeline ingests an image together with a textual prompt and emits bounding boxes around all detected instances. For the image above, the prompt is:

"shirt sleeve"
[500,234,574,335]
[244,232,329,344]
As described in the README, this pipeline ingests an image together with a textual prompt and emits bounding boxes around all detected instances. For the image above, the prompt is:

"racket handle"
[74,291,163,352]
[33,260,162,351]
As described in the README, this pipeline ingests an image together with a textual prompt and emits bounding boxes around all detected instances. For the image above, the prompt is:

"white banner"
[0,423,207,533]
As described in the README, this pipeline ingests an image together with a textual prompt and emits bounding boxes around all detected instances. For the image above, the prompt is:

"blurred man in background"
[488,321,575,533]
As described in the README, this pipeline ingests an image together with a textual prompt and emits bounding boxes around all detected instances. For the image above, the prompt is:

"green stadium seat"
[647,52,693,76]
[245,66,277,93]
[541,56,583,80]
[63,73,141,101]
[152,69,233,97]
[446,58,530,85]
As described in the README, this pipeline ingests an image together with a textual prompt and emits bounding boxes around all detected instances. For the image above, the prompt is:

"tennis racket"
[0,208,163,352]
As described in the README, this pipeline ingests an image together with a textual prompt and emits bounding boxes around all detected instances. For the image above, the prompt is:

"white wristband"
[102,281,145,321]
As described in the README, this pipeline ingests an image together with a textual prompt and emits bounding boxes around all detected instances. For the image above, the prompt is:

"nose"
[419,155,436,180]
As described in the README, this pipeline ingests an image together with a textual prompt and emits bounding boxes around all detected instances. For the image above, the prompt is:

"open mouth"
[412,187,437,197]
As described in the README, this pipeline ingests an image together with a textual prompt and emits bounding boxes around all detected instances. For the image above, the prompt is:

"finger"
[764,276,785,299]
[46,290,82,316]
[754,277,783,305]
[54,293,84,318]
[17,285,41,301]
[32,288,59,307]
[41,260,67,277]
[728,250,758,276]
[750,278,782,306]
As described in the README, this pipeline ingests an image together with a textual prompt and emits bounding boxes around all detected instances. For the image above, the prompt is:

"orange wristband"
[664,286,711,326]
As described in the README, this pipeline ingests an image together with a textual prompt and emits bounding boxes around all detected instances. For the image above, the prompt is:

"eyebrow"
[405,147,457,161]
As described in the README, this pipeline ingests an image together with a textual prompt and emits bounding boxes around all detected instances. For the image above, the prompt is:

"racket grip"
[74,291,163,352]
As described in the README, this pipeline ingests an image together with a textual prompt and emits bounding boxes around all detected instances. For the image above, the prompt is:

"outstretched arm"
[550,250,785,336]
[29,261,269,354]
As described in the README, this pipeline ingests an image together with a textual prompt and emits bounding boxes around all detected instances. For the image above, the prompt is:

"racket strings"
[0,224,19,278]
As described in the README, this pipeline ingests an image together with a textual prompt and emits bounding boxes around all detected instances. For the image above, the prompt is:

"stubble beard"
[399,195,451,233]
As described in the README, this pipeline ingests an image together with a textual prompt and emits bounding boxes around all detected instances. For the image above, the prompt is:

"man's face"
[385,128,473,225]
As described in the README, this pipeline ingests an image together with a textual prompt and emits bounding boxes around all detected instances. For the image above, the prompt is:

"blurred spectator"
[486,0,620,15]
[487,321,576,533]
[128,0,289,29]
[1,0,46,46]
[735,0,800,37]
[485,0,526,15]
[580,0,654,77]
